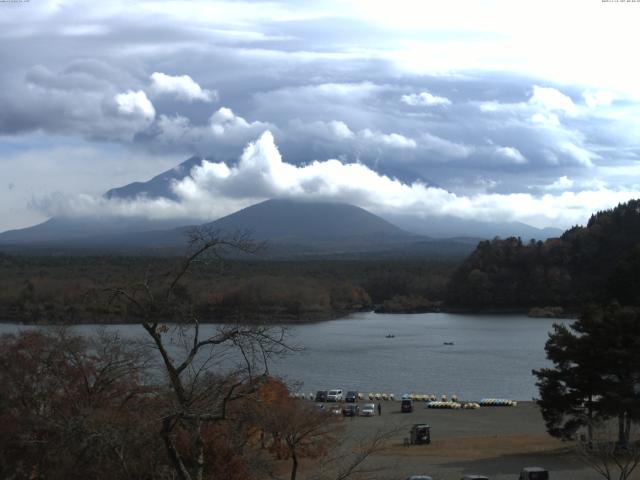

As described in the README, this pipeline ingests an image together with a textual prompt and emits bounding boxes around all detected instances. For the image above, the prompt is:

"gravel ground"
[310,400,629,480]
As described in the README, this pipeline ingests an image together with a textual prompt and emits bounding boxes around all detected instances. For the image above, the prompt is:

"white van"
[327,389,343,402]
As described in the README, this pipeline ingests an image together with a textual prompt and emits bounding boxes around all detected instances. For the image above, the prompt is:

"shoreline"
[0,305,576,326]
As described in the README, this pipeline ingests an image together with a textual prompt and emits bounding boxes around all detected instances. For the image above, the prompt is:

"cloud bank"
[33,132,639,229]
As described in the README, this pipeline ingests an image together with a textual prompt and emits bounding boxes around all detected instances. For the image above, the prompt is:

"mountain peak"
[104,155,205,200]
[206,198,410,241]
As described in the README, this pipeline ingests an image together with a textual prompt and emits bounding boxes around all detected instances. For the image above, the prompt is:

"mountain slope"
[0,216,193,245]
[0,156,207,246]
[383,213,562,240]
[105,155,204,200]
[205,198,411,242]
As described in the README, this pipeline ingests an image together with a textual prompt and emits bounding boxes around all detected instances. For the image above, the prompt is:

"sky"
[1,0,640,232]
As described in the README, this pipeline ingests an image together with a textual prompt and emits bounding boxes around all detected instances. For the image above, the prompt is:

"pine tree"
[534,304,640,443]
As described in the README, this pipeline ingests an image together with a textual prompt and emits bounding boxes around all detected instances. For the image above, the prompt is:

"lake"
[0,312,570,401]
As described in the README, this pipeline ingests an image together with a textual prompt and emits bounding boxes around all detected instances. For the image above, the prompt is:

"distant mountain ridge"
[0,198,480,259]
[382,213,562,240]
[0,154,562,254]
[0,217,193,245]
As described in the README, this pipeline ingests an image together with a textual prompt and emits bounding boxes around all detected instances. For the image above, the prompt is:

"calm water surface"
[0,312,569,400]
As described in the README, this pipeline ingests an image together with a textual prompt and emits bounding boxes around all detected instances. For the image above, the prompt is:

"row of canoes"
[289,393,517,406]
[426,401,481,409]
[479,398,517,406]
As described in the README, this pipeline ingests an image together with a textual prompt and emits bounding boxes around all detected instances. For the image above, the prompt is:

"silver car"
[360,403,375,416]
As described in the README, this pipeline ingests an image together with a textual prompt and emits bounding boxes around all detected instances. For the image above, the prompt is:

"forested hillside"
[446,199,640,310]
[0,255,453,324]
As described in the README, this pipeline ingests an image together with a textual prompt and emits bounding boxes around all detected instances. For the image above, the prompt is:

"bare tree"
[258,398,341,480]
[107,227,293,480]
[255,389,399,480]
[577,422,640,480]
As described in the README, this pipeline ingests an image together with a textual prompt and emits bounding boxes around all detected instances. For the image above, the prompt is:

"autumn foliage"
[0,331,339,480]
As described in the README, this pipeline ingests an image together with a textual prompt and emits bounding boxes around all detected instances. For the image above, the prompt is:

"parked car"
[406,476,433,480]
[327,389,343,402]
[461,476,490,480]
[401,397,414,413]
[360,403,376,416]
[409,424,431,445]
[329,404,342,415]
[315,390,328,402]
[342,404,359,417]
[519,467,549,480]
[345,391,358,402]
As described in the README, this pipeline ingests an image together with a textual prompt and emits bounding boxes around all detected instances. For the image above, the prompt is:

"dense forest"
[2,199,640,324]
[446,199,640,311]
[0,254,454,324]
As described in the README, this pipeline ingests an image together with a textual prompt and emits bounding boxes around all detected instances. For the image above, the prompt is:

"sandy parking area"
[308,400,635,480]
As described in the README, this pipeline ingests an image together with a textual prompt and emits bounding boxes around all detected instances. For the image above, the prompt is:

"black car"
[345,391,358,402]
[342,404,359,417]
[519,468,548,480]
[315,390,328,402]
[401,398,414,413]
[410,424,431,445]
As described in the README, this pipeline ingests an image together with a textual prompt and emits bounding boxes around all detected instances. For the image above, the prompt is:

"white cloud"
[59,24,110,36]
[114,90,155,120]
[477,101,503,113]
[558,141,597,168]
[529,86,577,116]
[475,87,610,169]
[298,82,385,100]
[156,114,191,143]
[209,107,268,137]
[583,90,615,108]
[151,107,274,155]
[494,146,527,164]
[480,86,577,118]
[288,119,416,151]
[401,91,452,107]
[34,131,639,229]
[544,176,574,191]
[530,112,560,127]
[150,72,217,102]
[253,82,388,112]
[421,133,474,159]
[361,129,416,149]
[328,120,355,139]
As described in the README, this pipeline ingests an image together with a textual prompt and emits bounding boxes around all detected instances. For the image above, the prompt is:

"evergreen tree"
[534,304,640,443]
